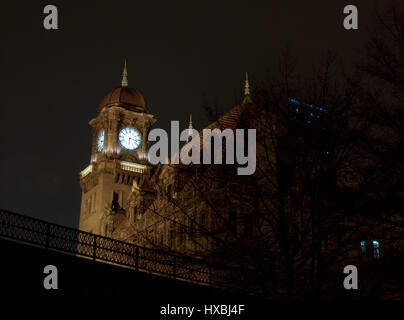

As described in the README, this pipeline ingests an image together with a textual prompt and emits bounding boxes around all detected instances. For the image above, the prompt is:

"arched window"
[372,240,380,259]
[360,240,366,256]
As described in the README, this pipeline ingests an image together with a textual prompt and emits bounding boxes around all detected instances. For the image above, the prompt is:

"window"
[360,240,366,256]
[112,192,119,211]
[113,192,119,202]
[373,240,380,259]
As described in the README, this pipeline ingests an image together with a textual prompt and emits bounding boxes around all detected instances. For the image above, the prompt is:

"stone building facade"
[78,63,403,298]
[79,64,258,260]
[79,62,155,236]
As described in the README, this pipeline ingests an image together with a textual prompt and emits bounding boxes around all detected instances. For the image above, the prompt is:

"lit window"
[360,240,366,255]
[97,130,105,152]
[373,240,380,259]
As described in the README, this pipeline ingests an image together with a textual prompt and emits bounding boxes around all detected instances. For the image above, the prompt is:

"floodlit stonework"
[79,62,155,236]
[78,64,256,260]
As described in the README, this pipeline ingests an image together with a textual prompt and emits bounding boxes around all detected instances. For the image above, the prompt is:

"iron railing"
[0,208,242,289]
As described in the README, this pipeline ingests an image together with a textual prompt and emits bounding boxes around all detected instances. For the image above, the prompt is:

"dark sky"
[0,0,401,228]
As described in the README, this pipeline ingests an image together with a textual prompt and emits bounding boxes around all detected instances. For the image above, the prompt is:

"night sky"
[0,0,400,228]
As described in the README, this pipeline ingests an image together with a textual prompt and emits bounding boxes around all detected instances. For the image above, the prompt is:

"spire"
[244,72,250,96]
[187,114,193,142]
[243,72,253,103]
[121,58,128,87]
[188,113,193,130]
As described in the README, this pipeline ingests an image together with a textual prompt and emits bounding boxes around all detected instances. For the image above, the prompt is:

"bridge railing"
[0,208,244,289]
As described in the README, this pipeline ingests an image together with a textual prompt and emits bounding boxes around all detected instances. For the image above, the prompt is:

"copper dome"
[98,86,149,113]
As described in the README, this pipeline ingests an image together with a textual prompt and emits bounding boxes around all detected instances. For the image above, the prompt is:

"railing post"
[135,246,139,271]
[45,223,50,250]
[93,234,97,261]
[209,266,213,287]
[173,256,176,279]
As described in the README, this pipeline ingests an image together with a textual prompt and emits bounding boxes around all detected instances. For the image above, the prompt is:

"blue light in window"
[289,98,299,104]
[97,130,105,152]
[372,240,380,259]
[289,98,327,116]
[360,240,366,255]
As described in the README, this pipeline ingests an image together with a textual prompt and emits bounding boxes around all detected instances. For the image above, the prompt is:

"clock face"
[118,127,141,150]
[97,130,105,152]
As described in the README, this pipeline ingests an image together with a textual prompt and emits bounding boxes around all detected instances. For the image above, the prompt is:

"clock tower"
[79,61,155,236]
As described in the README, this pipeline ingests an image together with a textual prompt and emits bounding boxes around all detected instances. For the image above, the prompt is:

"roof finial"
[189,113,193,130]
[188,114,193,142]
[121,58,128,87]
[244,72,250,96]
[243,72,253,104]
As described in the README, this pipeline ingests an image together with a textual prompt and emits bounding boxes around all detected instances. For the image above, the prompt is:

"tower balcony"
[80,164,93,178]
[119,161,147,174]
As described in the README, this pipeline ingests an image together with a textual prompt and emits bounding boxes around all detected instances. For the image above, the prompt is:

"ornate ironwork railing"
[0,208,242,289]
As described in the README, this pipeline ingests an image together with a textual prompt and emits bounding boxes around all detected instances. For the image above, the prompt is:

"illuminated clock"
[97,130,105,152]
[118,127,141,150]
